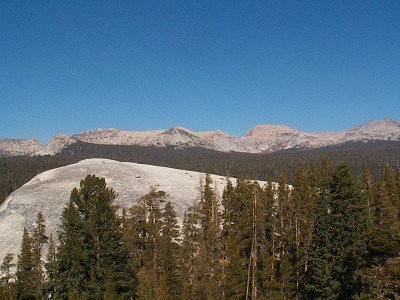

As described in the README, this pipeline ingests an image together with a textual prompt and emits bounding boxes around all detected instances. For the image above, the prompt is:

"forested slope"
[1,140,399,205]
[2,162,399,299]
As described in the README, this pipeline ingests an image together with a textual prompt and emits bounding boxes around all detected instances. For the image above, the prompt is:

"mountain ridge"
[1,119,400,157]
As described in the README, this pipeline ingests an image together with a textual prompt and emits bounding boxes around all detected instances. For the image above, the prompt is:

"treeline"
[0,156,81,205]
[1,140,400,205]
[1,161,400,299]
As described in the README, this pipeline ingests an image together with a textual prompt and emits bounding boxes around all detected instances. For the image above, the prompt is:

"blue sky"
[1,1,399,143]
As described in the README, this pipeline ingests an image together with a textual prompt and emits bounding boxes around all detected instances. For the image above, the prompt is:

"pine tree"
[396,168,400,199]
[32,212,48,298]
[142,188,165,271]
[319,157,329,179]
[276,173,296,299]
[307,163,369,299]
[15,228,36,300]
[54,199,86,299]
[180,205,201,298]
[368,181,400,258]
[384,164,400,216]
[55,175,135,299]
[44,234,56,297]
[291,164,316,298]
[222,177,246,299]
[221,178,235,297]
[247,180,267,300]
[135,188,167,299]
[160,202,181,299]
[126,192,148,271]
[222,177,258,299]
[260,177,281,299]
[193,174,222,299]
[362,165,373,216]
[359,181,400,298]
[1,253,15,298]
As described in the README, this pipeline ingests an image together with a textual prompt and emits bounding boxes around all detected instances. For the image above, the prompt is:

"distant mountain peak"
[35,134,76,156]
[162,126,192,135]
[244,124,299,138]
[1,119,399,157]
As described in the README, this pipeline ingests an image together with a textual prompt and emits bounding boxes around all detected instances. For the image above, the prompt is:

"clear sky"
[1,1,399,143]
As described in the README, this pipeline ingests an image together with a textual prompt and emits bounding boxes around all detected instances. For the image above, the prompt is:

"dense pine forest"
[1,161,399,299]
[1,140,400,205]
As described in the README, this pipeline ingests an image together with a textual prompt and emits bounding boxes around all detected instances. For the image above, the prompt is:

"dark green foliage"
[384,164,400,216]
[160,202,182,299]
[260,178,281,298]
[44,235,56,297]
[4,160,400,299]
[222,177,264,299]
[359,257,400,299]
[222,178,250,299]
[359,180,400,298]
[195,174,222,299]
[396,168,400,198]
[1,140,400,206]
[291,164,316,297]
[307,163,369,299]
[368,181,400,257]
[54,200,86,299]
[32,212,48,298]
[15,228,36,300]
[180,205,201,298]
[130,188,181,299]
[54,175,134,299]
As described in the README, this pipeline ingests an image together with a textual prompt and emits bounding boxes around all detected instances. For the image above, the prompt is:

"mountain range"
[1,119,400,157]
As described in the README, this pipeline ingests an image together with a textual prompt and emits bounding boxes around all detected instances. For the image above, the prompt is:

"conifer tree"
[160,202,181,299]
[32,212,48,298]
[15,228,36,300]
[1,253,15,298]
[54,199,86,299]
[359,181,400,298]
[180,205,201,298]
[142,189,165,271]
[396,168,400,198]
[291,164,316,298]
[260,177,281,299]
[319,157,329,179]
[44,234,56,297]
[221,178,235,297]
[126,193,148,271]
[222,177,258,299]
[308,161,317,190]
[135,188,166,299]
[307,163,368,299]
[384,164,400,216]
[222,178,248,299]
[362,165,373,216]
[193,174,222,299]
[55,175,134,299]
[368,181,400,258]
[275,173,296,299]
[247,180,268,300]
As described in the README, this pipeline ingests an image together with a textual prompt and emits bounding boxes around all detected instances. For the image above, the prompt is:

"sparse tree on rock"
[1,252,16,298]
